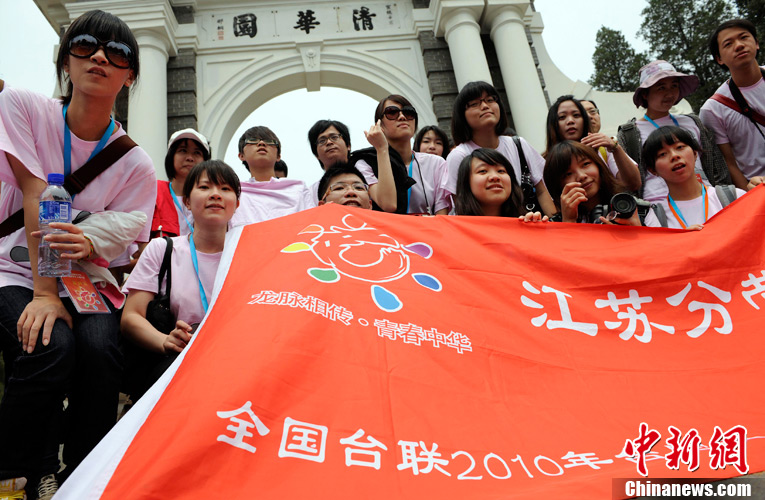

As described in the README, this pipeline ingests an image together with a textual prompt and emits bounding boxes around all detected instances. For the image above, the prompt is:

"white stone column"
[488,3,548,150]
[128,30,170,175]
[436,5,493,90]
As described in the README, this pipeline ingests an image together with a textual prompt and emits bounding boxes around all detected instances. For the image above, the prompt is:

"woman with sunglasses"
[0,10,155,496]
[446,81,556,216]
[352,94,451,215]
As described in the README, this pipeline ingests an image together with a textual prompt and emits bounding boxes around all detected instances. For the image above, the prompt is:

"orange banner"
[87,187,765,498]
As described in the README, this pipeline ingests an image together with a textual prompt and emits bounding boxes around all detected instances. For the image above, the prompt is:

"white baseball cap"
[167,128,211,155]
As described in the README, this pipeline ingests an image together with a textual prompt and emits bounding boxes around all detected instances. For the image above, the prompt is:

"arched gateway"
[35,0,638,177]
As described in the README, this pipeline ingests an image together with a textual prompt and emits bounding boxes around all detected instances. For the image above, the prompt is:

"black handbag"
[145,236,175,334]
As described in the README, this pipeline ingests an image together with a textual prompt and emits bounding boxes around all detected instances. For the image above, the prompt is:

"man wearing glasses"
[307,120,353,204]
[230,126,314,227]
[317,163,373,210]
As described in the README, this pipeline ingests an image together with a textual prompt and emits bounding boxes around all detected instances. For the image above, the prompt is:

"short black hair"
[317,162,367,202]
[307,120,351,168]
[274,160,288,176]
[454,148,523,217]
[238,126,281,171]
[451,81,508,146]
[642,125,702,174]
[709,18,759,70]
[57,10,139,105]
[414,125,451,160]
[374,94,418,129]
[182,160,242,202]
[164,137,211,180]
[544,95,591,157]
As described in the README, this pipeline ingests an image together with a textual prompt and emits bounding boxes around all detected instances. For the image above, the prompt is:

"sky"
[0,0,648,185]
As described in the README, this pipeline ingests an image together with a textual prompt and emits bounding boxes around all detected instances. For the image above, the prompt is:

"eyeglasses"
[68,34,134,69]
[328,182,368,193]
[466,96,498,109]
[586,108,600,116]
[382,106,417,121]
[244,138,279,147]
[317,133,343,146]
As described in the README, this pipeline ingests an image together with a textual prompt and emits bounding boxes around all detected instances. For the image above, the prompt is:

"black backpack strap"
[726,69,765,141]
[64,135,137,195]
[513,136,539,213]
[0,134,138,239]
[157,236,173,296]
[512,135,529,183]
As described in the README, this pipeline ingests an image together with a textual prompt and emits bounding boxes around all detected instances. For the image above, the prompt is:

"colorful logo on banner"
[281,213,441,312]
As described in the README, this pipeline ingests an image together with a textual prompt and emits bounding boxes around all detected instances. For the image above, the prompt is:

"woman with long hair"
[446,81,555,215]
[545,95,641,193]
[454,148,524,217]
[543,140,636,224]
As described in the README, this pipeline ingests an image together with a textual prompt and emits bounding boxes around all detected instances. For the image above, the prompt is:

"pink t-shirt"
[644,187,746,228]
[700,68,765,179]
[445,135,545,195]
[356,151,452,214]
[636,115,706,202]
[230,177,313,227]
[122,235,221,326]
[0,87,156,290]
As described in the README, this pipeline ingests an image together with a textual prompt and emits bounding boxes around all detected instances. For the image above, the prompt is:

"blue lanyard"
[644,113,679,128]
[168,182,194,234]
[667,183,707,228]
[62,104,115,202]
[188,234,209,313]
[406,153,414,213]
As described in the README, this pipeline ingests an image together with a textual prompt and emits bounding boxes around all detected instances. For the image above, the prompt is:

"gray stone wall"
[167,49,198,137]
[417,30,457,141]
[167,6,198,139]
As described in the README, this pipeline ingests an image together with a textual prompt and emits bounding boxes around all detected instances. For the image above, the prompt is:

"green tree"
[734,0,765,52]
[589,27,649,92]
[638,0,735,111]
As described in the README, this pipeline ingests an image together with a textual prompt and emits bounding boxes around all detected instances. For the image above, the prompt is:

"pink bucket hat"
[632,60,699,108]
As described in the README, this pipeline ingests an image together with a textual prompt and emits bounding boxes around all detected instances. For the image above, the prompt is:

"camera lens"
[610,193,637,219]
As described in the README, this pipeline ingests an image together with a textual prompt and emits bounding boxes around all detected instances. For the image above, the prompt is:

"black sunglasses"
[382,105,417,121]
[68,34,134,69]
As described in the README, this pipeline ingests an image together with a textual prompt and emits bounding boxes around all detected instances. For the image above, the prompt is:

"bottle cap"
[47,173,65,184]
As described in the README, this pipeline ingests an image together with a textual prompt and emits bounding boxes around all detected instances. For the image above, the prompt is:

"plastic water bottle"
[38,173,72,277]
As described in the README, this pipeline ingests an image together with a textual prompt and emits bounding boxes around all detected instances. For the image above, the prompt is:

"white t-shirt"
[445,136,545,195]
[123,235,221,326]
[355,151,452,214]
[644,186,746,228]
[0,87,156,290]
[700,68,765,179]
[230,177,314,227]
[636,115,706,202]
